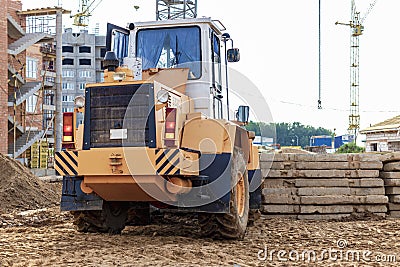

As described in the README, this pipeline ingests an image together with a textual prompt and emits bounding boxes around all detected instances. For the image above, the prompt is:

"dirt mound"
[0,153,60,214]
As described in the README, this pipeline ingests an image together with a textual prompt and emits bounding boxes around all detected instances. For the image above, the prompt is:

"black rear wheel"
[126,203,151,226]
[248,209,261,226]
[72,201,128,234]
[199,147,250,239]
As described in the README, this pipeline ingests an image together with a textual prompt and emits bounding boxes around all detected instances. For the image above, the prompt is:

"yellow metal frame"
[56,65,260,203]
[55,147,199,177]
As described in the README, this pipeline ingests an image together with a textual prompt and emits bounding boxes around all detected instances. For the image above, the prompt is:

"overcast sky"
[22,0,400,138]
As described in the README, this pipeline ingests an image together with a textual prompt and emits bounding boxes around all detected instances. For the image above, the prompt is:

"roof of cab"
[132,17,226,35]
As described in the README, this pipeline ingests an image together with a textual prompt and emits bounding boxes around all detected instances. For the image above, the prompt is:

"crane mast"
[156,0,198,20]
[336,0,377,142]
[348,9,361,141]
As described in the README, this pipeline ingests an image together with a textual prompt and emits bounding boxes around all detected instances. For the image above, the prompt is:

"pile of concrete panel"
[380,153,400,218]
[260,153,388,220]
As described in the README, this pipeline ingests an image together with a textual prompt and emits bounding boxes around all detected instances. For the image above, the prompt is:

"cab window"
[136,26,201,79]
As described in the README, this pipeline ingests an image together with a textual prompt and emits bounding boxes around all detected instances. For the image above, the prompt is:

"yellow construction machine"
[56,18,261,239]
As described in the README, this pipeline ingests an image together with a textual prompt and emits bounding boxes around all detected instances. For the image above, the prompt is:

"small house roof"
[360,115,400,133]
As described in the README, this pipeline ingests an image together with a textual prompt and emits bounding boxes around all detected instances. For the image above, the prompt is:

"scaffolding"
[25,15,56,34]
[156,0,197,20]
[18,12,57,149]
[9,7,71,161]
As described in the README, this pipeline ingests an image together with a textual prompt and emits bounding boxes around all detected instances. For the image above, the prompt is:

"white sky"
[22,0,400,138]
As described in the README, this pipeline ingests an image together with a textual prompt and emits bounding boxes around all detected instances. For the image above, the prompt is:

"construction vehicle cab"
[56,17,262,239]
[107,18,240,119]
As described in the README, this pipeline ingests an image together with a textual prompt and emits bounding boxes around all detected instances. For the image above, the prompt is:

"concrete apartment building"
[61,29,106,112]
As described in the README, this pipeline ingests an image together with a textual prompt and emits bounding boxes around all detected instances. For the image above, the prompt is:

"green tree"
[245,121,332,148]
[245,121,261,136]
[336,142,365,153]
[274,122,332,147]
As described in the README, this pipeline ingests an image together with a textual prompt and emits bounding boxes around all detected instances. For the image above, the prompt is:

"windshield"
[136,26,201,79]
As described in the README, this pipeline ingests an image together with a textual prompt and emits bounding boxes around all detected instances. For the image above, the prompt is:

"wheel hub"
[236,173,245,217]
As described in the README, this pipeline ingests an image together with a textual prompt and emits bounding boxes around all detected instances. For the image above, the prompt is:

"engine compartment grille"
[86,83,155,148]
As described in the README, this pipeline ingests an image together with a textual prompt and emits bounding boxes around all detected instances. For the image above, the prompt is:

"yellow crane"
[72,0,104,27]
[336,0,377,142]
[72,0,139,27]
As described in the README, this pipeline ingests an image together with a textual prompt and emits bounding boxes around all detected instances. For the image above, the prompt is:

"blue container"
[334,135,354,149]
[310,135,332,147]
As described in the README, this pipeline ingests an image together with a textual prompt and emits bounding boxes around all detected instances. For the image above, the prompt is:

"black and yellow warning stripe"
[155,149,180,175]
[55,151,78,176]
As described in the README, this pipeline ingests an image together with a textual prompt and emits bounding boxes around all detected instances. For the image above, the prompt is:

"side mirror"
[227,48,240,62]
[236,105,249,124]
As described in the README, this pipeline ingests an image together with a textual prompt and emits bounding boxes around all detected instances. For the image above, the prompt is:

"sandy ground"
[1,205,400,267]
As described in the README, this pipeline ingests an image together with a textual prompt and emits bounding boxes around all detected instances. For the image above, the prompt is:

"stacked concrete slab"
[380,153,400,218]
[260,153,387,220]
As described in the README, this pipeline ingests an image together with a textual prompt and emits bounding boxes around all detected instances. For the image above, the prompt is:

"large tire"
[199,147,250,239]
[248,209,261,226]
[72,201,128,234]
[126,203,151,226]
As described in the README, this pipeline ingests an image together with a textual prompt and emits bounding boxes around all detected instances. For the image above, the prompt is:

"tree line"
[245,121,333,148]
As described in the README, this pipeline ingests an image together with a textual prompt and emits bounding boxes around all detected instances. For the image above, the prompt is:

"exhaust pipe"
[165,177,192,194]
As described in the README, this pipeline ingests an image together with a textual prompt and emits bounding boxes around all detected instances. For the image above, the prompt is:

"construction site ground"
[0,153,399,266]
[1,200,399,266]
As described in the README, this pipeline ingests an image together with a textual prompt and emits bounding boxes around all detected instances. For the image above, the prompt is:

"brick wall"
[0,3,9,154]
[4,0,24,155]
[8,0,25,86]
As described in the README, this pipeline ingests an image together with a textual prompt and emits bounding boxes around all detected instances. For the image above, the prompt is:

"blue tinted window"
[137,26,201,79]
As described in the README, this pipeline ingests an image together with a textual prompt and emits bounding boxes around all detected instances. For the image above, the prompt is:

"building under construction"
[0,1,69,166]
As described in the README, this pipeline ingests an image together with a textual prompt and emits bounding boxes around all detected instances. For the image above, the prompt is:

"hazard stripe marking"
[59,152,78,174]
[164,158,180,176]
[156,149,173,169]
[67,150,78,163]
[155,149,180,175]
[54,161,64,176]
[158,151,180,174]
[155,149,168,165]
[64,151,78,167]
[55,153,74,176]
[173,168,180,176]
[156,150,177,171]
[55,152,78,176]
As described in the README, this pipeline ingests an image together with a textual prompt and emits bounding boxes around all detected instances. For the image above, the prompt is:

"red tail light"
[165,121,176,130]
[164,108,177,147]
[63,112,74,142]
[64,125,72,133]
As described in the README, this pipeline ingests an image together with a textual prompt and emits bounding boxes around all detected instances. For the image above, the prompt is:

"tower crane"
[156,0,197,21]
[72,0,104,27]
[335,0,377,142]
